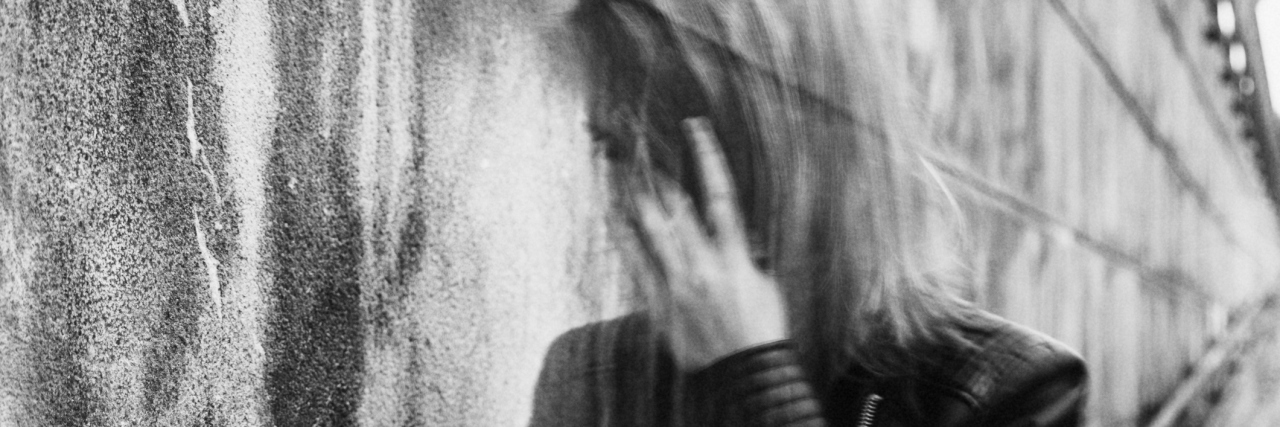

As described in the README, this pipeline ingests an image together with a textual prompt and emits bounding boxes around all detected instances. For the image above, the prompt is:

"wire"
[1048,0,1245,251]
[1150,0,1253,174]
[919,152,1215,301]
[660,9,1219,301]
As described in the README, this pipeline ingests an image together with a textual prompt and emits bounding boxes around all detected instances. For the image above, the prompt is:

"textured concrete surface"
[0,0,623,425]
[886,0,1280,423]
[3,0,1280,426]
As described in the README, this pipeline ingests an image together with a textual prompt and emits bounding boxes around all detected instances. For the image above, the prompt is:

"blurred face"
[577,0,774,270]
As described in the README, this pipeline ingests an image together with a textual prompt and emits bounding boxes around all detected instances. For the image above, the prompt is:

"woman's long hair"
[570,0,974,382]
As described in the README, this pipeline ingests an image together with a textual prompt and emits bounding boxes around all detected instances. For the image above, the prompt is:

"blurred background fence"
[1,0,1279,426]
[870,0,1280,425]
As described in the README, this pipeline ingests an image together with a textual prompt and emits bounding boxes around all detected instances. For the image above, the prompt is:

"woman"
[531,0,1087,426]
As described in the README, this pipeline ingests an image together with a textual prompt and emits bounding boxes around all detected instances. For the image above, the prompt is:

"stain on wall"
[1,0,622,425]
[2,0,1278,426]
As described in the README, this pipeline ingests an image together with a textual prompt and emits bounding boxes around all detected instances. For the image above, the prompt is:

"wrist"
[691,340,825,426]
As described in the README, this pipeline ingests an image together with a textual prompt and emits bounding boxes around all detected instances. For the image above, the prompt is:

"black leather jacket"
[529,309,1087,426]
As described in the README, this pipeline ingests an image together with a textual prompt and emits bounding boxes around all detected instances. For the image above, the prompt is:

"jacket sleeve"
[691,341,828,427]
[972,342,1089,427]
[978,360,1087,426]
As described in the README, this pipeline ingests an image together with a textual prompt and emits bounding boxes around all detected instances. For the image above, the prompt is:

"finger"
[683,117,748,250]
[652,176,701,231]
[633,195,681,328]
[651,180,720,276]
[642,183,722,303]
[668,214,717,302]
[634,194,687,281]
[636,195,718,347]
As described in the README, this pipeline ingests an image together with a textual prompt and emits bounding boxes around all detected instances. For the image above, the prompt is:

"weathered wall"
[3,0,1279,426]
[875,0,1280,424]
[0,0,627,425]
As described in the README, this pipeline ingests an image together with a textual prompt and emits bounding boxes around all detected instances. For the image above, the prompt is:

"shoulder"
[536,313,655,386]
[929,309,1088,424]
[530,313,660,427]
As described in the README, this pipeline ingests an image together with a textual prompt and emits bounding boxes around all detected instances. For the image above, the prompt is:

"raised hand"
[633,117,790,372]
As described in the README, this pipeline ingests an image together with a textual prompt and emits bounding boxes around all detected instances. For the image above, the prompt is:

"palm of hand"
[633,118,789,372]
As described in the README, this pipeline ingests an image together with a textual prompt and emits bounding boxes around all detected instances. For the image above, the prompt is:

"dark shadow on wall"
[30,237,95,426]
[124,1,205,418]
[23,0,206,424]
[22,2,117,423]
[264,0,365,425]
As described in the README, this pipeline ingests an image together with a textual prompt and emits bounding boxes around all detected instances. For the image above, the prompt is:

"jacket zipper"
[857,393,883,427]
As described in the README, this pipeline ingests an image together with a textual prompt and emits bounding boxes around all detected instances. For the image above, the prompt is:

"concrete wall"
[2,0,1278,426]
[0,0,626,425]
[876,0,1280,424]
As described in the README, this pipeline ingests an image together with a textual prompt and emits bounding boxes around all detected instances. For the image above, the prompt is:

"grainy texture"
[1,0,1278,426]
[875,0,1280,425]
[0,0,624,425]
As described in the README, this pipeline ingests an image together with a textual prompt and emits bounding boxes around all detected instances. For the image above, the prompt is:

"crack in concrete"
[193,208,221,313]
[170,0,190,27]
[186,79,223,314]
